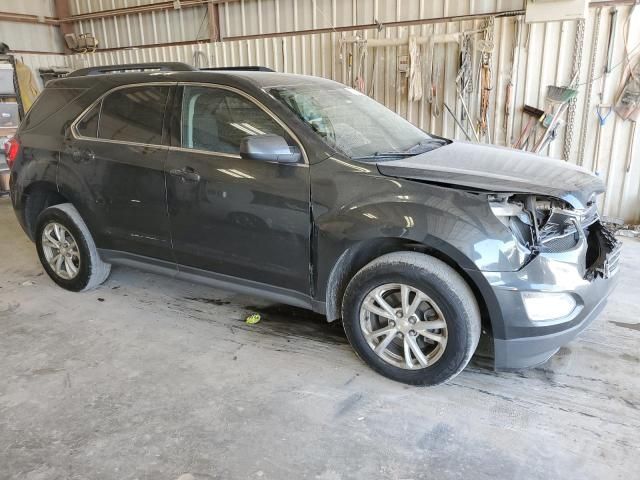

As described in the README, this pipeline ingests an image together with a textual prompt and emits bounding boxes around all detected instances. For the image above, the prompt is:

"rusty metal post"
[208,2,221,42]
[53,0,74,53]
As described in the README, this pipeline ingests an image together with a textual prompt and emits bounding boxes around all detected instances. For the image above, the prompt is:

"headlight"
[521,291,577,321]
[488,195,535,247]
[488,194,584,253]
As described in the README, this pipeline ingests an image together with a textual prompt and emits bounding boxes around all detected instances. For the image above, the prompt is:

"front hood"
[376,141,604,208]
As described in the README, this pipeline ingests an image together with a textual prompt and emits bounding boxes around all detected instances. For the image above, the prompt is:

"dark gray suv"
[8,63,620,385]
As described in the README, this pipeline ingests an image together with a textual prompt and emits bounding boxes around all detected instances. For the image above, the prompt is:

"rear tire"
[35,203,111,292]
[342,252,480,386]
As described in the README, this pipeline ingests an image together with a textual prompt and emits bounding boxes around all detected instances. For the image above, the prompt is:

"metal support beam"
[208,2,221,42]
[0,12,57,25]
[53,0,74,53]
[589,0,637,6]
[224,9,525,42]
[72,9,526,54]
[57,0,239,24]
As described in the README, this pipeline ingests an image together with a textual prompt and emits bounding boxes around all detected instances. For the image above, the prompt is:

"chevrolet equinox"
[8,63,621,385]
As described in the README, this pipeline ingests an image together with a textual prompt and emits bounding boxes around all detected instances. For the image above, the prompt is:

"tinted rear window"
[98,86,169,144]
[21,88,86,131]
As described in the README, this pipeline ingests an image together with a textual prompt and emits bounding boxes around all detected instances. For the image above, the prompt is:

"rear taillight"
[4,137,19,170]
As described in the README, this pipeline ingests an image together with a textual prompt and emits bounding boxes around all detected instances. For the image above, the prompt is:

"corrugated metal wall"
[69,0,211,48]
[0,0,64,53]
[17,0,640,221]
[218,0,523,37]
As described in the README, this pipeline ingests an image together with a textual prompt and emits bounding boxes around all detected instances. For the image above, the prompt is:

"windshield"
[268,84,447,160]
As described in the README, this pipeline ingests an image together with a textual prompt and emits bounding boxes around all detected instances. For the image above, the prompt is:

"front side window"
[269,84,447,160]
[181,86,291,154]
[98,86,169,144]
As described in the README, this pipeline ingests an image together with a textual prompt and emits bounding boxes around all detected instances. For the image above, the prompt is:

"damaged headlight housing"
[488,194,597,254]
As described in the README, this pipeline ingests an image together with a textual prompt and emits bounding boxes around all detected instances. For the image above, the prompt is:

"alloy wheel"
[359,283,448,369]
[41,222,81,280]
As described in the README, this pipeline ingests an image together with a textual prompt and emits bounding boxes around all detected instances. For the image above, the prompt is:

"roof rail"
[201,66,275,72]
[67,62,196,77]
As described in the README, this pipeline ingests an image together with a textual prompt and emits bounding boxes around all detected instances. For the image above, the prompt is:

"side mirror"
[240,134,301,164]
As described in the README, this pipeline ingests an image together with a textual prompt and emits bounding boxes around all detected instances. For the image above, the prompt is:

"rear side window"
[181,86,291,154]
[75,101,100,138]
[98,86,169,144]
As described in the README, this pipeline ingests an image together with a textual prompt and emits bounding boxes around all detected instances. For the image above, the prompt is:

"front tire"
[342,252,481,386]
[35,203,111,292]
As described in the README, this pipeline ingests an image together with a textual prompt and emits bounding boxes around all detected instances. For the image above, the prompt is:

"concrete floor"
[1,197,639,480]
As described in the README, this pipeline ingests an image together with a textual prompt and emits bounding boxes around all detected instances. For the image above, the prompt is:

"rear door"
[60,83,174,261]
[165,84,310,294]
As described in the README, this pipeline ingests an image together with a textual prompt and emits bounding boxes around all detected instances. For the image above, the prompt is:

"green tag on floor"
[245,313,261,325]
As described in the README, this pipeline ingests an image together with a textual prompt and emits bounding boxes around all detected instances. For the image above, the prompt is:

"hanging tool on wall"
[479,63,492,140]
[456,33,473,123]
[593,7,618,171]
[604,8,618,80]
[562,18,586,162]
[426,34,442,118]
[537,119,565,153]
[431,63,441,117]
[338,36,360,86]
[615,60,640,121]
[593,105,613,172]
[513,105,545,149]
[596,8,618,115]
[444,102,473,141]
[477,17,495,142]
[612,2,639,216]
[192,50,207,68]
[408,36,423,102]
[504,82,514,134]
[533,85,578,153]
[456,35,480,142]
[354,39,367,93]
[504,19,520,134]
[426,35,435,112]
[577,8,602,167]
[613,57,640,208]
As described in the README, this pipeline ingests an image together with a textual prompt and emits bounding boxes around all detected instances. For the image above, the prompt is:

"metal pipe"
[589,0,636,6]
[224,10,525,42]
[68,9,525,54]
[341,32,467,47]
[444,102,472,141]
[57,0,240,24]
[0,12,58,25]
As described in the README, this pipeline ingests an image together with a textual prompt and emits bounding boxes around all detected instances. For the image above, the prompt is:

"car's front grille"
[538,203,599,254]
[541,232,579,252]
[604,243,622,277]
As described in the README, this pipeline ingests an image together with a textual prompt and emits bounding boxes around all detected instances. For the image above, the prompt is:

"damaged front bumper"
[483,222,621,370]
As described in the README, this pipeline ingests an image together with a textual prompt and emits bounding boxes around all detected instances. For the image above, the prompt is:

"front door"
[61,84,174,261]
[165,85,310,294]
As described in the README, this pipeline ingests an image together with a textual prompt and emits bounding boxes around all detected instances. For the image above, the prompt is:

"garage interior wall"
[1,0,639,222]
[0,0,64,84]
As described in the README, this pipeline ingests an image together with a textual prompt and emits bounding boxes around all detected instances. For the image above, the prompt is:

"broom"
[533,85,578,153]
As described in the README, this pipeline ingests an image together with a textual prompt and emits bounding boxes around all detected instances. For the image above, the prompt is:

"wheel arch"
[20,181,70,240]
[322,237,501,337]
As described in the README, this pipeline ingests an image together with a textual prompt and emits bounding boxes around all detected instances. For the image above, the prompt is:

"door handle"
[71,149,95,161]
[170,167,201,183]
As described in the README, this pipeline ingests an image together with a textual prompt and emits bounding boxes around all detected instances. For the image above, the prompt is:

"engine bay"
[489,194,621,279]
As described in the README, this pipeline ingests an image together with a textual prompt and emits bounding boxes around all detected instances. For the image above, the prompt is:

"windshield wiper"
[350,152,415,161]
[402,138,449,154]
[351,139,449,161]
